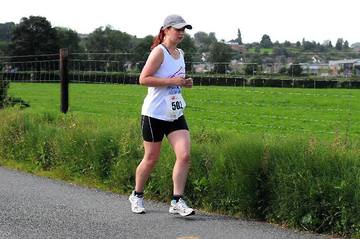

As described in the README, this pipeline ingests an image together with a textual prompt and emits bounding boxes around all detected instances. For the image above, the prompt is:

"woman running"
[129,14,194,217]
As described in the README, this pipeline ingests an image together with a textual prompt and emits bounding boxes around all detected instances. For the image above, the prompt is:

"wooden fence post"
[60,48,69,113]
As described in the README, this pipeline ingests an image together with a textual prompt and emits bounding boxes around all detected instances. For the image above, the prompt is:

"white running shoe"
[169,198,195,217]
[129,191,145,214]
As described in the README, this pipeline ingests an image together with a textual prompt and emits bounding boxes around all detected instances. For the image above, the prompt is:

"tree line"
[0,16,359,74]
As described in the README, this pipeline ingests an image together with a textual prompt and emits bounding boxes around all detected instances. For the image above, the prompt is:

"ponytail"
[150,27,165,50]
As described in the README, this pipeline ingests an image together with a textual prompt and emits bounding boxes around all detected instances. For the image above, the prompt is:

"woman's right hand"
[173,77,186,86]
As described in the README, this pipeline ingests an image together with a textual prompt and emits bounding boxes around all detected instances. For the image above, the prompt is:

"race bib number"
[166,94,186,120]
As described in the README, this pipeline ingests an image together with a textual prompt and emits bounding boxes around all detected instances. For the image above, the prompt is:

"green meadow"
[7,82,360,140]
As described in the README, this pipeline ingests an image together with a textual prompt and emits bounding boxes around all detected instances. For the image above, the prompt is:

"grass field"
[7,82,360,140]
[3,82,360,236]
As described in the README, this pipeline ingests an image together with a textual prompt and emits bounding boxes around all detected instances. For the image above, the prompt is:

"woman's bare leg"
[167,130,191,195]
[135,141,162,192]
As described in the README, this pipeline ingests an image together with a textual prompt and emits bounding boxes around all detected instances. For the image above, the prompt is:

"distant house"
[300,63,329,75]
[227,40,238,44]
[225,41,247,54]
[329,59,360,76]
[354,62,360,76]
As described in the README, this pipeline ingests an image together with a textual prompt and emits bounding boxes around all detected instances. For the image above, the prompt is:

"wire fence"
[2,51,360,100]
[1,52,360,85]
[0,54,60,83]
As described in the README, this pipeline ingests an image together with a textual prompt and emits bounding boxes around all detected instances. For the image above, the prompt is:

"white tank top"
[141,44,186,121]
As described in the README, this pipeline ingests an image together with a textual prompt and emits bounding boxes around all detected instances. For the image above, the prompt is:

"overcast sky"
[0,0,358,45]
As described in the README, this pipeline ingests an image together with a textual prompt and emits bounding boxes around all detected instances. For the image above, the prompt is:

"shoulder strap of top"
[161,44,184,58]
[160,44,171,55]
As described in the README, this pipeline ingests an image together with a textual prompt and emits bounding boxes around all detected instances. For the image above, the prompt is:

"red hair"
[151,27,166,50]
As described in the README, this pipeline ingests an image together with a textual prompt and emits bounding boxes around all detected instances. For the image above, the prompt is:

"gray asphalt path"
[0,167,327,239]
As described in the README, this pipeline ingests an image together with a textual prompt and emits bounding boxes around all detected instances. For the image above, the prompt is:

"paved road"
[0,167,327,239]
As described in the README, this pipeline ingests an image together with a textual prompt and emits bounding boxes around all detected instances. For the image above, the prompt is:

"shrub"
[0,75,9,108]
[288,64,303,77]
[266,137,360,236]
[245,64,258,75]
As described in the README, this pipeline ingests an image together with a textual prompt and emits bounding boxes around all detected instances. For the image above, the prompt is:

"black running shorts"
[141,115,189,142]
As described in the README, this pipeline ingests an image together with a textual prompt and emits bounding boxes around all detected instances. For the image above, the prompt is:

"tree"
[178,34,196,71]
[343,40,349,49]
[323,40,333,48]
[0,23,13,105]
[316,42,326,52]
[55,27,83,53]
[85,26,134,53]
[85,26,135,71]
[260,34,272,48]
[208,32,217,43]
[9,16,59,56]
[0,22,15,42]
[0,21,15,54]
[194,31,217,52]
[194,31,208,45]
[0,41,8,55]
[335,38,343,50]
[302,39,316,51]
[209,42,233,74]
[283,40,291,47]
[131,35,153,70]
[236,28,242,45]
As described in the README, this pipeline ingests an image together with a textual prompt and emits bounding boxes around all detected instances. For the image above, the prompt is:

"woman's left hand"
[183,78,193,88]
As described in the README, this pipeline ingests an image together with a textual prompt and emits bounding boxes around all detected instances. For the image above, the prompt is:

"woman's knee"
[177,151,190,163]
[143,152,160,165]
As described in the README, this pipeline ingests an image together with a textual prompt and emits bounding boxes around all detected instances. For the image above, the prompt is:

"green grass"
[247,47,273,54]
[2,84,360,237]
[7,82,360,140]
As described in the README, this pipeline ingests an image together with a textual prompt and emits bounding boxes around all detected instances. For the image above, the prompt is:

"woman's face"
[165,27,186,44]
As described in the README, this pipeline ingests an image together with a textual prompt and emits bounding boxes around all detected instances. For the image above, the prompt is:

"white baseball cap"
[162,14,192,30]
